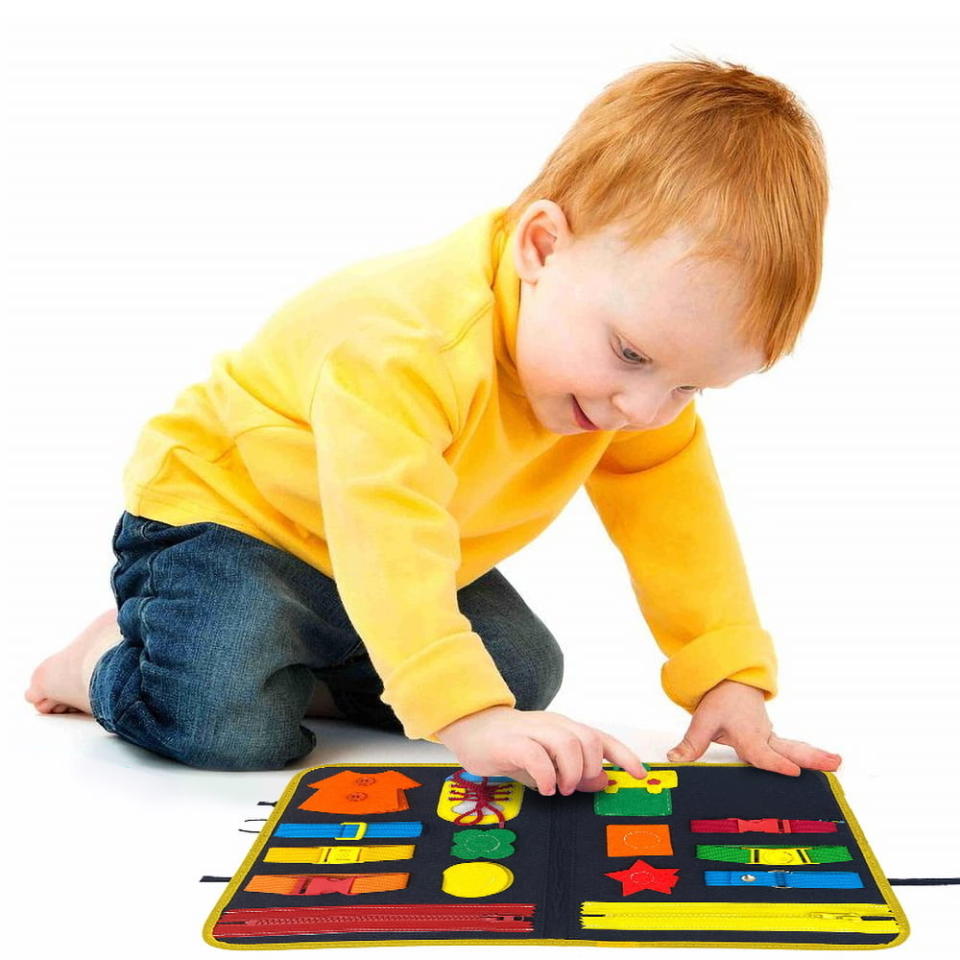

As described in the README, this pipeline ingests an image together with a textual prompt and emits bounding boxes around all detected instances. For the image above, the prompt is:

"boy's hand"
[666,678,842,776]
[434,705,648,796]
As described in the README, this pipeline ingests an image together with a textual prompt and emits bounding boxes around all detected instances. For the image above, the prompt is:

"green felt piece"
[450,827,517,860]
[594,787,672,816]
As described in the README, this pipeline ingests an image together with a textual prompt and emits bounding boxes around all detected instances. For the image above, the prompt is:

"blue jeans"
[90,512,564,771]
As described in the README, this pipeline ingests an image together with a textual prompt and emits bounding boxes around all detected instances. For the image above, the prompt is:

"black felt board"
[202,761,909,950]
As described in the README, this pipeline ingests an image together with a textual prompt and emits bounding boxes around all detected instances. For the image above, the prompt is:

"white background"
[2,1,957,956]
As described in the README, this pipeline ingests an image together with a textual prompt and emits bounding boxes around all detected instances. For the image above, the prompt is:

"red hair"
[504,55,829,369]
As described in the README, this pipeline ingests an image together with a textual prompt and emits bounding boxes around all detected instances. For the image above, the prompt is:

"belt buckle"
[337,821,367,840]
[756,847,803,866]
[322,846,363,863]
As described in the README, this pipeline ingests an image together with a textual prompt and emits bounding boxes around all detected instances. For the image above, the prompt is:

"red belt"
[689,818,839,834]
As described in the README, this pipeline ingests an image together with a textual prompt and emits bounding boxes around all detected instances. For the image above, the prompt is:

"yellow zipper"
[580,901,901,934]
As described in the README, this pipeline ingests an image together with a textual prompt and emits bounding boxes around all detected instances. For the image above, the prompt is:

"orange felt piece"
[606,824,674,857]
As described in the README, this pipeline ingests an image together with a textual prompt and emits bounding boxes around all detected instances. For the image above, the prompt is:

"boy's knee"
[175,717,317,771]
[106,696,317,770]
[92,642,317,770]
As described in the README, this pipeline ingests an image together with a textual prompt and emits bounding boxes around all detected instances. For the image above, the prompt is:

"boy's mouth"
[572,396,599,430]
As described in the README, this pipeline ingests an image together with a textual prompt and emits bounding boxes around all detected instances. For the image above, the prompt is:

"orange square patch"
[606,823,673,857]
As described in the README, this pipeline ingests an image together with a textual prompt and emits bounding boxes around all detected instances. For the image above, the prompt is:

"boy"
[26,56,841,794]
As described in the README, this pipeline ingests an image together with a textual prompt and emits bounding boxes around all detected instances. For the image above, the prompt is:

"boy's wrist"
[434,704,515,742]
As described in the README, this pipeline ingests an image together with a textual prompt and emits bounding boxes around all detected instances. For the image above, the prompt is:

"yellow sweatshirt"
[121,206,777,742]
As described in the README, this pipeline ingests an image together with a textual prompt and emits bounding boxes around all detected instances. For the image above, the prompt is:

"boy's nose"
[612,393,665,430]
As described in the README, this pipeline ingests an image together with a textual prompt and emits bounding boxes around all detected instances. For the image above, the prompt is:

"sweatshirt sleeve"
[309,320,516,742]
[583,400,777,713]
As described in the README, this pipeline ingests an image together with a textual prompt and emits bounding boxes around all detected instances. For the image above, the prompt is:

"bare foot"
[25,608,124,715]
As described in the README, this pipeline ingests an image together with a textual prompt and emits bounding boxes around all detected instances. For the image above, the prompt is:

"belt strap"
[704,870,865,889]
[690,818,839,834]
[263,843,416,864]
[273,821,422,839]
[696,844,852,865]
[245,872,410,896]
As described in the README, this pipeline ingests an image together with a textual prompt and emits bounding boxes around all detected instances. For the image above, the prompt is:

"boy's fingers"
[509,772,538,791]
[769,736,842,771]
[666,713,715,762]
[561,722,608,790]
[736,737,802,777]
[577,769,615,792]
[598,733,647,781]
[579,731,607,788]
[540,730,584,795]
[513,740,560,795]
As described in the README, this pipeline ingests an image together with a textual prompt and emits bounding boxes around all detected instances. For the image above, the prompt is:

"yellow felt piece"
[752,847,812,866]
[263,843,415,864]
[604,769,678,794]
[580,901,902,934]
[435,777,524,824]
[440,861,515,898]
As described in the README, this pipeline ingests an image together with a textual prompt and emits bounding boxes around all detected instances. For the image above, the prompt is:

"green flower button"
[450,827,517,860]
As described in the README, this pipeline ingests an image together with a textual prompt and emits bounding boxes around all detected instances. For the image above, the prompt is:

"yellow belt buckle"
[755,847,805,866]
[321,845,363,864]
[339,821,367,840]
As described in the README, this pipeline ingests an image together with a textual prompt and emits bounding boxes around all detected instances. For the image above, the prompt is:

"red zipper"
[213,902,536,936]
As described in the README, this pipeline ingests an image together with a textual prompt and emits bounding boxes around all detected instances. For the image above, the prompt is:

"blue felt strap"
[274,821,423,839]
[704,870,864,889]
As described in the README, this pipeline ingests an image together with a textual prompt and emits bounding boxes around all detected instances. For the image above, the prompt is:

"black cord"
[887,877,960,885]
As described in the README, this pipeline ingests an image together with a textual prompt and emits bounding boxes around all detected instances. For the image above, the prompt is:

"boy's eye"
[617,341,701,394]
[618,342,647,365]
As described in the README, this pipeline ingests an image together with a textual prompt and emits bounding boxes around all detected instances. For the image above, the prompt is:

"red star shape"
[605,857,679,895]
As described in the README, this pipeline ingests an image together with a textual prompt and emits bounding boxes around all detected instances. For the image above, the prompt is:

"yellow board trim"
[201,761,910,951]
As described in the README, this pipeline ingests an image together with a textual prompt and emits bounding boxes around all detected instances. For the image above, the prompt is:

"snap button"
[740,874,757,882]
[764,850,797,865]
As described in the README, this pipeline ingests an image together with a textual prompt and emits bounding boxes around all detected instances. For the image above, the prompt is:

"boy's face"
[512,200,766,434]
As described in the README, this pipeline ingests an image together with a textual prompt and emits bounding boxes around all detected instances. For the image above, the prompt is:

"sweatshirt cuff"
[378,631,517,743]
[660,625,778,713]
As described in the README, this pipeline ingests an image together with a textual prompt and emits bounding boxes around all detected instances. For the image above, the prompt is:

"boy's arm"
[583,399,777,713]
[309,320,516,742]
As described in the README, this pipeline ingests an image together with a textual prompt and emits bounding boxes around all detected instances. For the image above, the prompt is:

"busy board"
[202,761,908,949]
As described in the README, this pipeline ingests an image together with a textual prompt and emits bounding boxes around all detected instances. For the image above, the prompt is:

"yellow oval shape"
[441,861,514,898]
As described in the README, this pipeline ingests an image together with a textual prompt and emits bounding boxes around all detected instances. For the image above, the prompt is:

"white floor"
[5,633,955,958]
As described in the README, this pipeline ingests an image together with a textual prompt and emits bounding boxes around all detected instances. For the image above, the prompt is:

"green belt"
[696,844,852,866]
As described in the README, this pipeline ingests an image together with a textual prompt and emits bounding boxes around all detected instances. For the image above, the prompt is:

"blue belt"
[274,821,422,839]
[704,870,864,889]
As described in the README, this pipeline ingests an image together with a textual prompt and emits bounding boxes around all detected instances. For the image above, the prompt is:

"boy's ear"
[513,200,568,283]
